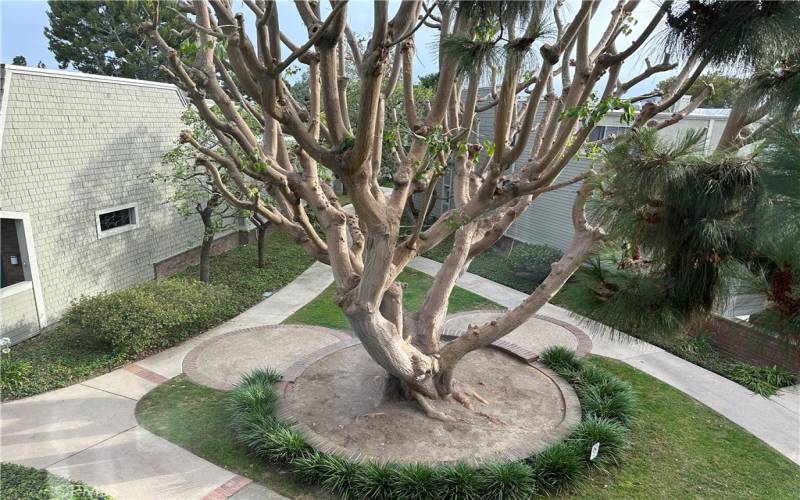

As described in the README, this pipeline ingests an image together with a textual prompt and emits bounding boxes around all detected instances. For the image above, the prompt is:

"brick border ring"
[442,309,592,360]
[278,338,582,465]
[183,324,353,390]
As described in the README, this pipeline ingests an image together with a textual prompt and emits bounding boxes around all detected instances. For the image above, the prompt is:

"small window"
[95,204,138,238]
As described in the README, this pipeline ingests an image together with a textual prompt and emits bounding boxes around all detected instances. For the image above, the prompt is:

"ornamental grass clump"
[477,461,537,500]
[539,346,582,377]
[578,377,637,425]
[569,416,629,467]
[436,462,483,500]
[528,442,584,494]
[390,462,443,500]
[352,461,396,499]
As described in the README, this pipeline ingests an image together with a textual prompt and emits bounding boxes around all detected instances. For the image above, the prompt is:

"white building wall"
[501,110,726,251]
[0,66,204,325]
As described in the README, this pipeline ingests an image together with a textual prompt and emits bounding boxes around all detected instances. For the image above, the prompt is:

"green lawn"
[136,375,324,500]
[137,357,800,499]
[3,231,313,400]
[562,358,800,499]
[284,267,501,330]
[424,235,561,294]
[174,230,314,306]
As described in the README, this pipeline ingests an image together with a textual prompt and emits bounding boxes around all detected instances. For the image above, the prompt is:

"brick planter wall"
[694,315,800,376]
[153,230,256,279]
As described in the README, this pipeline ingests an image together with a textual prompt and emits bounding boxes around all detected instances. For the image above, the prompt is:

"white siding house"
[501,105,733,251]
[0,65,208,344]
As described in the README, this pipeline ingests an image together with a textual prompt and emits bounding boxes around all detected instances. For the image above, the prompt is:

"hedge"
[65,277,239,357]
[228,347,637,499]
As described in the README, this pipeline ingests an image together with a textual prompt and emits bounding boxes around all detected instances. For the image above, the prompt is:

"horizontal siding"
[506,159,593,250]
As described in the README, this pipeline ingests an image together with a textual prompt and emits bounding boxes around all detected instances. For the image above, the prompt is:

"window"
[95,204,138,238]
[589,125,629,142]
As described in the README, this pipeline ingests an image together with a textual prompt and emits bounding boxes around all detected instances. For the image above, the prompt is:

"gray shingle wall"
[0,286,38,344]
[0,70,203,322]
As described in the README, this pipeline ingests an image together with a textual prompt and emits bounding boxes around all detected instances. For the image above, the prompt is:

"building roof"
[0,64,184,96]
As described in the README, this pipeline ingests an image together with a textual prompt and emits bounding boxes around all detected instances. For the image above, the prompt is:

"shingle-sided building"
[0,65,213,344]
[432,94,766,318]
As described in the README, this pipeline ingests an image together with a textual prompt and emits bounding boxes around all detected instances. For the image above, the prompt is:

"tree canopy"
[45,0,186,81]
[657,72,744,108]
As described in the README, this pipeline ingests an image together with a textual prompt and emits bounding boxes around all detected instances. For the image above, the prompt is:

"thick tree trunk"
[257,225,268,268]
[198,205,215,284]
[199,234,213,283]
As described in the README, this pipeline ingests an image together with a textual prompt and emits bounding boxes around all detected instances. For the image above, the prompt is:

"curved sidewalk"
[0,262,334,500]
[410,256,800,465]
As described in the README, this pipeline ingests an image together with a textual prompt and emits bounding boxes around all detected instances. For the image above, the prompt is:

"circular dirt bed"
[282,343,580,464]
[184,325,351,389]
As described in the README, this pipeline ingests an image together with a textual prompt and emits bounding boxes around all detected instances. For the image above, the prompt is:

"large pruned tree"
[140,0,798,419]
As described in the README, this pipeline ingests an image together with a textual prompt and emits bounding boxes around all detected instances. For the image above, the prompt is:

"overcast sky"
[1,0,679,96]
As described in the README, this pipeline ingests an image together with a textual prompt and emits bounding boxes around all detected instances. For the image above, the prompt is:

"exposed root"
[452,383,489,410]
[471,390,489,405]
[452,390,475,410]
[412,391,457,422]
[449,382,504,424]
[356,412,386,420]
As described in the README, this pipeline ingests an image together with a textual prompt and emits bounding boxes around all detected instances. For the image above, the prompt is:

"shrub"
[0,462,110,500]
[504,244,563,284]
[748,307,800,339]
[477,461,537,500]
[569,416,628,467]
[529,442,583,494]
[726,362,796,397]
[65,278,237,357]
[424,237,562,293]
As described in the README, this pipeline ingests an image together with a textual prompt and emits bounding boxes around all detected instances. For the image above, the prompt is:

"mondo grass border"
[228,346,637,500]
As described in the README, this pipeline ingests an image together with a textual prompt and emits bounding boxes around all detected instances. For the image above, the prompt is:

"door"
[0,213,46,344]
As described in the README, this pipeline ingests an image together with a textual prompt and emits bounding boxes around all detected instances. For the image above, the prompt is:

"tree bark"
[257,224,268,268]
[199,231,214,283]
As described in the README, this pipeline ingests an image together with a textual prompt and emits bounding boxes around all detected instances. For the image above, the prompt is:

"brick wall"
[153,230,255,279]
[695,315,800,375]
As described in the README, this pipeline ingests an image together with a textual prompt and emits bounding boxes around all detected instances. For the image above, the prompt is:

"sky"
[0,0,678,95]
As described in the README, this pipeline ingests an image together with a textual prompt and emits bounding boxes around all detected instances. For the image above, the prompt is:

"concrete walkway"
[0,262,334,500]
[410,256,800,465]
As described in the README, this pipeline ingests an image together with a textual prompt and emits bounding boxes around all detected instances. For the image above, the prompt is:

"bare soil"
[282,344,580,464]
